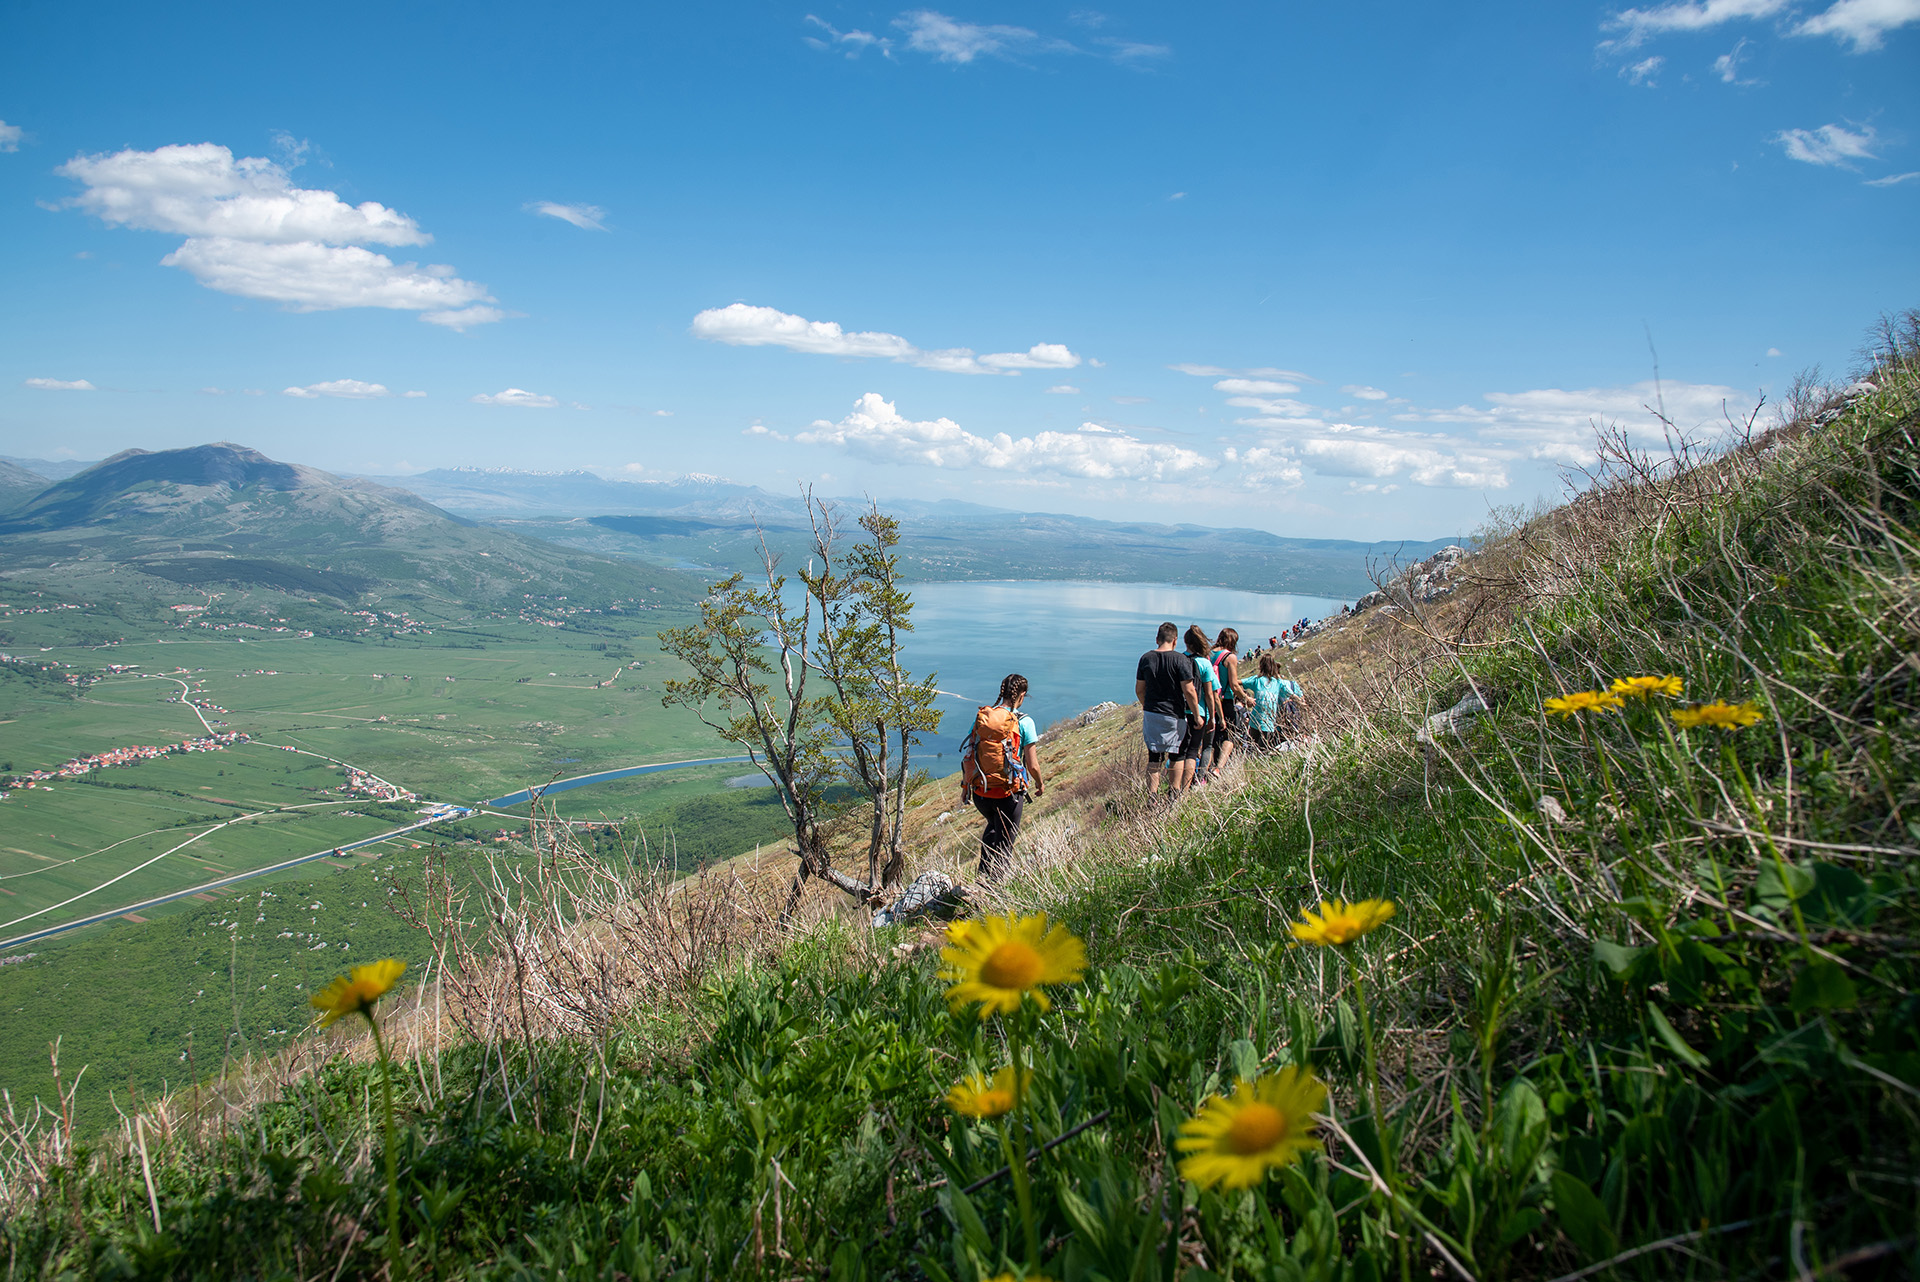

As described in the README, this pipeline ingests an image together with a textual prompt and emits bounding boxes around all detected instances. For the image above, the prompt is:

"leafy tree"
[659,495,940,918]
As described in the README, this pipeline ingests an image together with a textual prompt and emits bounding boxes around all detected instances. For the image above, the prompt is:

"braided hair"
[997,673,1028,707]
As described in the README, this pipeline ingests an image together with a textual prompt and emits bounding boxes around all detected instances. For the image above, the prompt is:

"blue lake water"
[900,581,1342,773]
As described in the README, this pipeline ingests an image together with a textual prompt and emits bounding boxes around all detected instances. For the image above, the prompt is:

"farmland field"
[0,613,793,943]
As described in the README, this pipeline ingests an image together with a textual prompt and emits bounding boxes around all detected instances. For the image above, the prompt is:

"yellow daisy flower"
[1290,899,1396,948]
[1671,699,1765,731]
[945,1065,1028,1118]
[939,913,1087,1017]
[1543,689,1625,718]
[1609,675,1684,700]
[1177,1067,1326,1190]
[310,958,406,1027]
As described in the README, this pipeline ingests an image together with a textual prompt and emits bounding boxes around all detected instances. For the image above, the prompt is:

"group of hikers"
[958,620,1307,878]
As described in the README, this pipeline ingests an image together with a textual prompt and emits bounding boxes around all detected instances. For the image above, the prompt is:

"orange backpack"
[961,705,1028,802]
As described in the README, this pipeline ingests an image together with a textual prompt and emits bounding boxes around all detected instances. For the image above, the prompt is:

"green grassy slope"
[4,332,1917,1279]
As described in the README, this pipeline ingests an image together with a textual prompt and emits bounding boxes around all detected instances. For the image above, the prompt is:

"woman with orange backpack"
[959,674,1045,879]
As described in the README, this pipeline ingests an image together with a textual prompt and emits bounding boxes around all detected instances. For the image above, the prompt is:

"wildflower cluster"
[935,898,1397,1276]
[1542,674,1766,733]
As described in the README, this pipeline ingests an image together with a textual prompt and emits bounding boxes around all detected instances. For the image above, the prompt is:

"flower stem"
[1352,969,1408,1282]
[1006,1013,1039,1270]
[368,1014,402,1278]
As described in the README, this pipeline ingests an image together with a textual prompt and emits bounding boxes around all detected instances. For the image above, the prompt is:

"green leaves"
[1645,1003,1711,1069]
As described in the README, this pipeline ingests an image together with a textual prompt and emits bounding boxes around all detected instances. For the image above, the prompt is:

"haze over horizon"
[2,1,1915,540]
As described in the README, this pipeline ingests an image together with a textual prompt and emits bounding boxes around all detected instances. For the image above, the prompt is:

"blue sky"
[1,1,1915,539]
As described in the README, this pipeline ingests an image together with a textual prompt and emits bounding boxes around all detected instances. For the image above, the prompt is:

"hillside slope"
[0,442,702,626]
[4,326,1917,1280]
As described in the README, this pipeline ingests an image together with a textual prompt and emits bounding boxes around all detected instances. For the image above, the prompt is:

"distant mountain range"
[0,449,1458,607]
[0,444,697,621]
[360,466,1459,599]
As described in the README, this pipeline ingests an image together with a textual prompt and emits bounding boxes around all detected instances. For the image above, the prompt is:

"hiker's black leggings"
[973,793,1025,879]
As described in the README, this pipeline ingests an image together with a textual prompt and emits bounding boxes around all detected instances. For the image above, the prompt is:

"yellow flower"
[1177,1067,1326,1189]
[1290,899,1396,948]
[1671,700,1765,731]
[1544,689,1625,718]
[946,1065,1028,1118]
[1610,675,1684,700]
[940,913,1087,1017]
[310,958,406,1027]
[982,1275,1052,1282]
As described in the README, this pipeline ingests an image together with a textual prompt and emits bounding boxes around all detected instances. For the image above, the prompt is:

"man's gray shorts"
[1142,711,1185,755]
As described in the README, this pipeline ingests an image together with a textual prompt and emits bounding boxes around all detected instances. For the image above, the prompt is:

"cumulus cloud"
[1602,0,1786,47]
[471,388,558,408]
[690,303,1079,375]
[1342,384,1390,400]
[796,393,1213,481]
[0,120,21,152]
[1404,380,1757,465]
[283,379,389,399]
[1775,122,1878,167]
[1045,384,1080,394]
[402,390,428,398]
[1297,430,1510,489]
[24,377,94,391]
[57,142,500,327]
[1794,0,1920,50]
[529,201,608,230]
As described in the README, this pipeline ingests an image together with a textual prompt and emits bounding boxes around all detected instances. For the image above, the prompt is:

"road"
[0,809,472,951]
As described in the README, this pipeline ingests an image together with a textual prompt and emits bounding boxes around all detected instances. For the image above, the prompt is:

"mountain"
[0,460,46,513]
[362,466,1460,599]
[0,455,100,482]
[0,443,699,617]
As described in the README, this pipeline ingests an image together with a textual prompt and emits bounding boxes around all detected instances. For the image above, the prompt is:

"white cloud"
[894,10,1070,62]
[796,393,1213,481]
[1794,0,1920,49]
[1215,377,1300,395]
[199,386,227,395]
[979,343,1081,370]
[529,201,608,231]
[1622,54,1666,84]
[1405,379,1757,465]
[1220,445,1304,491]
[1767,346,1783,355]
[1045,384,1080,394]
[283,379,389,399]
[471,388,559,408]
[1298,432,1509,489]
[690,303,1079,375]
[1173,362,1317,382]
[57,142,500,327]
[23,377,94,391]
[1342,384,1390,400]
[1775,122,1878,167]
[422,305,506,331]
[1713,37,1760,81]
[0,120,21,153]
[804,15,892,56]
[402,390,427,398]
[1603,0,1786,46]
[1866,170,1920,185]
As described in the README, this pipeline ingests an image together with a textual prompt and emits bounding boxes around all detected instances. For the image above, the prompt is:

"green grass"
[6,340,1918,1280]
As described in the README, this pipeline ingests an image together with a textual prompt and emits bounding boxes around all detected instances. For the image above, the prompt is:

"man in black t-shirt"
[1135,621,1199,797]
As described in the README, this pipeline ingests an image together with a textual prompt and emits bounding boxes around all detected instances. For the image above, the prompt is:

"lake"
[899,580,1342,772]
